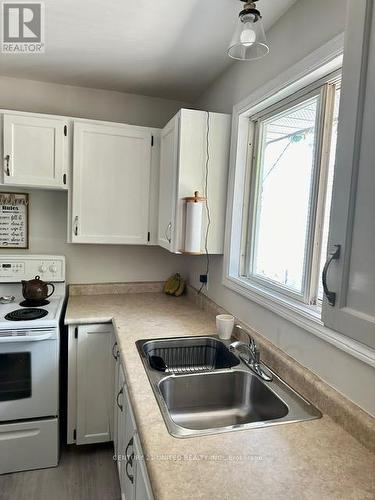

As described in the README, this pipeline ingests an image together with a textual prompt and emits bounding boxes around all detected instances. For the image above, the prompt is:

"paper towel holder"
[180,191,207,255]
[183,191,206,203]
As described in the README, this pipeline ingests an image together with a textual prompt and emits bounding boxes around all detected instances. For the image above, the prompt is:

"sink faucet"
[230,325,272,382]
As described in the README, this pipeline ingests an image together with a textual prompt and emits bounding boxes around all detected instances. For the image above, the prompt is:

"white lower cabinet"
[133,434,154,500]
[114,360,153,500]
[67,323,116,445]
[68,324,153,499]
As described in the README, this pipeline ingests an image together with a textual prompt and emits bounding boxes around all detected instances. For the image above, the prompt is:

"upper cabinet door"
[72,121,152,244]
[2,113,68,189]
[157,109,230,255]
[322,0,375,349]
[157,114,179,251]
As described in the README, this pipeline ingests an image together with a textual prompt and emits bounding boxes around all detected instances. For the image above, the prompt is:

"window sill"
[223,274,375,368]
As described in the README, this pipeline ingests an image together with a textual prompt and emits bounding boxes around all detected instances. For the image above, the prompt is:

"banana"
[163,273,181,295]
[174,278,186,297]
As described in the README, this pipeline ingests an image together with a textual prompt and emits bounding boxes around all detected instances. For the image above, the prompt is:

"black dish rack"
[142,337,240,374]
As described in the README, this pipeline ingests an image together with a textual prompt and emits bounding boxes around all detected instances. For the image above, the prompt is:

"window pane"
[251,95,320,294]
[0,352,31,401]
[318,86,341,301]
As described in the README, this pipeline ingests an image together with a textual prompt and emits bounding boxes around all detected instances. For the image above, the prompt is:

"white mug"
[216,314,235,340]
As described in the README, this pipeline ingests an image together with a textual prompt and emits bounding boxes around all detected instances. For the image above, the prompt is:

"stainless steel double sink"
[136,336,321,438]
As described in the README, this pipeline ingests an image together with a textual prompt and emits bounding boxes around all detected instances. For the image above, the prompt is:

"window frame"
[223,35,345,328]
[223,33,375,367]
[242,79,338,307]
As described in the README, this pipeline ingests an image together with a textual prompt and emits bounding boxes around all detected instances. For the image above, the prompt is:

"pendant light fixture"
[228,0,269,61]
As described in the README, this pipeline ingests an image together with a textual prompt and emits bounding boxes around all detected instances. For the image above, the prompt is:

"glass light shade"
[228,12,269,61]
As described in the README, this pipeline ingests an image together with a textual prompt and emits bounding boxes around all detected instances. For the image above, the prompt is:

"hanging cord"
[198,111,211,295]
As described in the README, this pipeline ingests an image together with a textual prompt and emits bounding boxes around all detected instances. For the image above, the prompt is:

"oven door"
[0,328,59,421]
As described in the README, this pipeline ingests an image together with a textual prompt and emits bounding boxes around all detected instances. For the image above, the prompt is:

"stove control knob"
[39,265,47,273]
[49,265,57,273]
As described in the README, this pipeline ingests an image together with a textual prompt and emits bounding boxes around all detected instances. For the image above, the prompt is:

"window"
[241,73,341,308]
[0,352,31,401]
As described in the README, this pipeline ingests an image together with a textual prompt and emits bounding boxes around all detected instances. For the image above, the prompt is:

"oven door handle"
[0,332,55,343]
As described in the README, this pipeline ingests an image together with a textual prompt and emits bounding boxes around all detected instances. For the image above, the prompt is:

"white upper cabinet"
[72,120,153,244]
[158,114,179,251]
[322,0,375,349]
[2,113,68,189]
[158,109,231,254]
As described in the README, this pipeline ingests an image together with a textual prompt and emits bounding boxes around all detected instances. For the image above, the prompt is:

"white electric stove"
[0,255,66,475]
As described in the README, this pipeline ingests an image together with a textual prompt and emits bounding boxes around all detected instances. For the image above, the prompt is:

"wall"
[0,76,189,284]
[0,75,187,128]
[188,0,375,417]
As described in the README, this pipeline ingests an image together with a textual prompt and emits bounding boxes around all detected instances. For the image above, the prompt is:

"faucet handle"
[235,324,256,346]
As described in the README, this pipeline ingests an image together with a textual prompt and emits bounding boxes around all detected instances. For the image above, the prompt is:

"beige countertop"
[65,292,375,500]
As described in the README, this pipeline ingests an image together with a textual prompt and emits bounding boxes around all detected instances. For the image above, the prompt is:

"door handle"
[125,436,134,463]
[4,155,10,176]
[116,386,124,411]
[165,222,172,243]
[125,456,134,484]
[112,342,119,360]
[0,331,54,343]
[322,244,341,306]
[125,437,135,484]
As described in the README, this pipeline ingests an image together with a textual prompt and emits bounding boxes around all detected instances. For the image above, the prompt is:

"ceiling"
[0,0,298,102]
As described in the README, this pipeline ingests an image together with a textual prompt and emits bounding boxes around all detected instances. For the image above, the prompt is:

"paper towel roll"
[184,200,203,253]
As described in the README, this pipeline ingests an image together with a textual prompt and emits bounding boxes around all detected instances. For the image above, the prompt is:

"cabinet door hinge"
[73,429,76,441]
[151,135,154,147]
[147,231,150,242]
[63,173,67,185]
[64,125,68,136]
[74,327,78,339]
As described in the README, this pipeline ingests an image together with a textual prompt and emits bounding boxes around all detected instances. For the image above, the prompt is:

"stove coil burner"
[19,299,50,307]
[5,308,48,321]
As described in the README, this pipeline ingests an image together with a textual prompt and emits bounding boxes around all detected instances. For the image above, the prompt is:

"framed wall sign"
[0,193,29,249]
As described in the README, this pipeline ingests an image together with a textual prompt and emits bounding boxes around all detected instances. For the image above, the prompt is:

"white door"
[116,361,126,476]
[76,324,115,444]
[157,114,179,251]
[3,113,67,188]
[113,346,120,457]
[72,121,152,244]
[134,434,154,500]
[120,383,137,500]
[322,0,375,349]
[0,331,58,421]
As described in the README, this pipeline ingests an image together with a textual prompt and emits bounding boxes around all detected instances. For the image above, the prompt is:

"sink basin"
[159,370,288,430]
[137,336,321,438]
